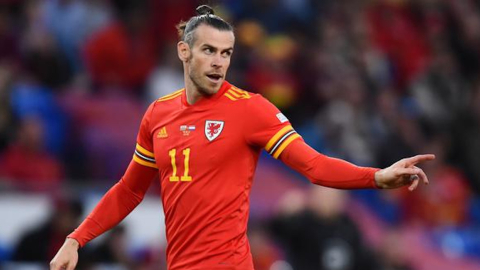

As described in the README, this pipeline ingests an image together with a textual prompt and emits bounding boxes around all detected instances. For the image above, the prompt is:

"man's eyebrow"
[201,44,233,51]
[201,44,217,49]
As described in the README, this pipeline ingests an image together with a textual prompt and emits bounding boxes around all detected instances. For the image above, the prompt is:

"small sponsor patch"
[180,125,195,136]
[276,113,288,123]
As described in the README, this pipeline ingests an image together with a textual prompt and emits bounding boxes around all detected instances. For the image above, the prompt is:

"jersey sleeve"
[244,95,302,159]
[133,102,158,169]
[67,160,158,247]
[280,139,380,189]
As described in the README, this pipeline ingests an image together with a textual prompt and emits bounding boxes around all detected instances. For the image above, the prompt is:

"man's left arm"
[279,139,435,191]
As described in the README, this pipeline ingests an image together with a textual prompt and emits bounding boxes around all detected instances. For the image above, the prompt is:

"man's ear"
[177,41,191,62]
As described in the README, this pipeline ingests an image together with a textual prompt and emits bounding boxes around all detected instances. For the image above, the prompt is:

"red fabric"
[67,81,378,270]
[144,81,297,270]
[68,160,157,246]
[279,139,379,189]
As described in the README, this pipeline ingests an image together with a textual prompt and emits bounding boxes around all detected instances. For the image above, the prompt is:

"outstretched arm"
[374,154,435,191]
[279,139,434,190]
[50,160,157,270]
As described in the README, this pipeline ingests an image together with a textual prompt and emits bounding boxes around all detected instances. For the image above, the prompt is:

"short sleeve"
[133,102,158,169]
[244,95,302,159]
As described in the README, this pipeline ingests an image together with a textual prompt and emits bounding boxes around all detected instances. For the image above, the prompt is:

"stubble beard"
[189,69,218,97]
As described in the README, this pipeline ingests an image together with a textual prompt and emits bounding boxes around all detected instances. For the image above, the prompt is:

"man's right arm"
[50,160,157,270]
[68,160,157,246]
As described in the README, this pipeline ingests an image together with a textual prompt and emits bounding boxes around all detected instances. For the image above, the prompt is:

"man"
[50,5,434,270]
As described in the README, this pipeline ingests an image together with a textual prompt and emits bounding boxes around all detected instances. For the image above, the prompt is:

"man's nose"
[211,54,224,68]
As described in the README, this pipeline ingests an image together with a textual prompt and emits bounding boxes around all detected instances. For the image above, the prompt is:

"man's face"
[183,24,235,96]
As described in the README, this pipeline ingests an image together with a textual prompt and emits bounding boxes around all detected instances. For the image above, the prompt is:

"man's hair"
[176,5,233,47]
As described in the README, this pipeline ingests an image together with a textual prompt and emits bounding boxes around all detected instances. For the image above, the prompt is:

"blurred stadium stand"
[1,0,480,269]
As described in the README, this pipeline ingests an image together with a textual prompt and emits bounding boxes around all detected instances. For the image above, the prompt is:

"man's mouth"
[206,73,223,83]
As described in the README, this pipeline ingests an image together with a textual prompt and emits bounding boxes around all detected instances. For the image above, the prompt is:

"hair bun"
[196,5,214,16]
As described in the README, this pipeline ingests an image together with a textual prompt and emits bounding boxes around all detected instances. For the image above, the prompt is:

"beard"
[188,69,220,96]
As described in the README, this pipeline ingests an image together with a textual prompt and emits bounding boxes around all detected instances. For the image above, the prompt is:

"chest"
[151,106,245,177]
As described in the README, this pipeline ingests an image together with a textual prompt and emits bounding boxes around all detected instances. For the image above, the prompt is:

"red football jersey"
[133,81,301,269]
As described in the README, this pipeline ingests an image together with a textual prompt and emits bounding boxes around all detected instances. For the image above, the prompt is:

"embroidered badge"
[205,120,224,141]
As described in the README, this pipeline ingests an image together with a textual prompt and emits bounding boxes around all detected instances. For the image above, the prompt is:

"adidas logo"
[157,127,168,138]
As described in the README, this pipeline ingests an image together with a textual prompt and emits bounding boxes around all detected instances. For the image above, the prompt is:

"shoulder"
[222,84,260,102]
[155,88,185,104]
[142,89,184,120]
[221,84,281,114]
[147,88,185,113]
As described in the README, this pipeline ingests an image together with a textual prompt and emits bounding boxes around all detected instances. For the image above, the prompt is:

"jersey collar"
[181,80,231,109]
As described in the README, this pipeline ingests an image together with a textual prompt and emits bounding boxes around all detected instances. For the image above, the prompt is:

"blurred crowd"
[1,0,480,269]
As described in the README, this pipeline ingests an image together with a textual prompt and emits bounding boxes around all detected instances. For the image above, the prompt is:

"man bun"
[177,5,233,46]
[196,5,214,16]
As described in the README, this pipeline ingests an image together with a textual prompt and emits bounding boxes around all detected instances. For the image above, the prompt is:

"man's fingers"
[404,154,436,166]
[50,259,71,270]
[66,262,75,270]
[49,261,57,270]
[408,178,419,191]
[395,167,421,176]
[415,166,429,185]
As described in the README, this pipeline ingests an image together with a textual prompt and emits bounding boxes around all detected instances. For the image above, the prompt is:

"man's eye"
[204,48,213,54]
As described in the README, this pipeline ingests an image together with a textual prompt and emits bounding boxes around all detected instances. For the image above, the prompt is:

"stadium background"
[1,0,480,269]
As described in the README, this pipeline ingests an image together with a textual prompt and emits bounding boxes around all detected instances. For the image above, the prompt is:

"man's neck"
[185,87,202,105]
[184,76,203,105]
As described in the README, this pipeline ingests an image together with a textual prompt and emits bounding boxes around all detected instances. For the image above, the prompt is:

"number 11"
[168,148,192,182]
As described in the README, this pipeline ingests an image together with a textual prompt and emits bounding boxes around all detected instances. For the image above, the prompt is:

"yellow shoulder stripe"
[228,89,242,98]
[133,155,158,169]
[265,125,293,152]
[230,87,251,98]
[272,133,301,159]
[136,143,154,158]
[225,93,237,101]
[157,89,184,102]
[224,88,252,101]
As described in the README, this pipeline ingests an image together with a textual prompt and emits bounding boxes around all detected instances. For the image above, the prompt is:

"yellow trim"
[224,93,237,101]
[133,155,158,169]
[230,88,251,99]
[157,92,183,102]
[136,143,155,158]
[231,86,244,93]
[228,89,242,98]
[265,125,293,151]
[231,87,251,98]
[272,133,301,159]
[157,89,183,101]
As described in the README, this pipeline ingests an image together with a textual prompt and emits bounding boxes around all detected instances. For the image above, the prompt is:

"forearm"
[68,161,157,247]
[279,139,379,189]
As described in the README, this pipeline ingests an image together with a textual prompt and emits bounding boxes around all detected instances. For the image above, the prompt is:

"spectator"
[0,116,64,190]
[83,0,158,92]
[84,226,134,268]
[270,186,379,270]
[399,136,471,227]
[12,196,83,263]
[43,0,112,72]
